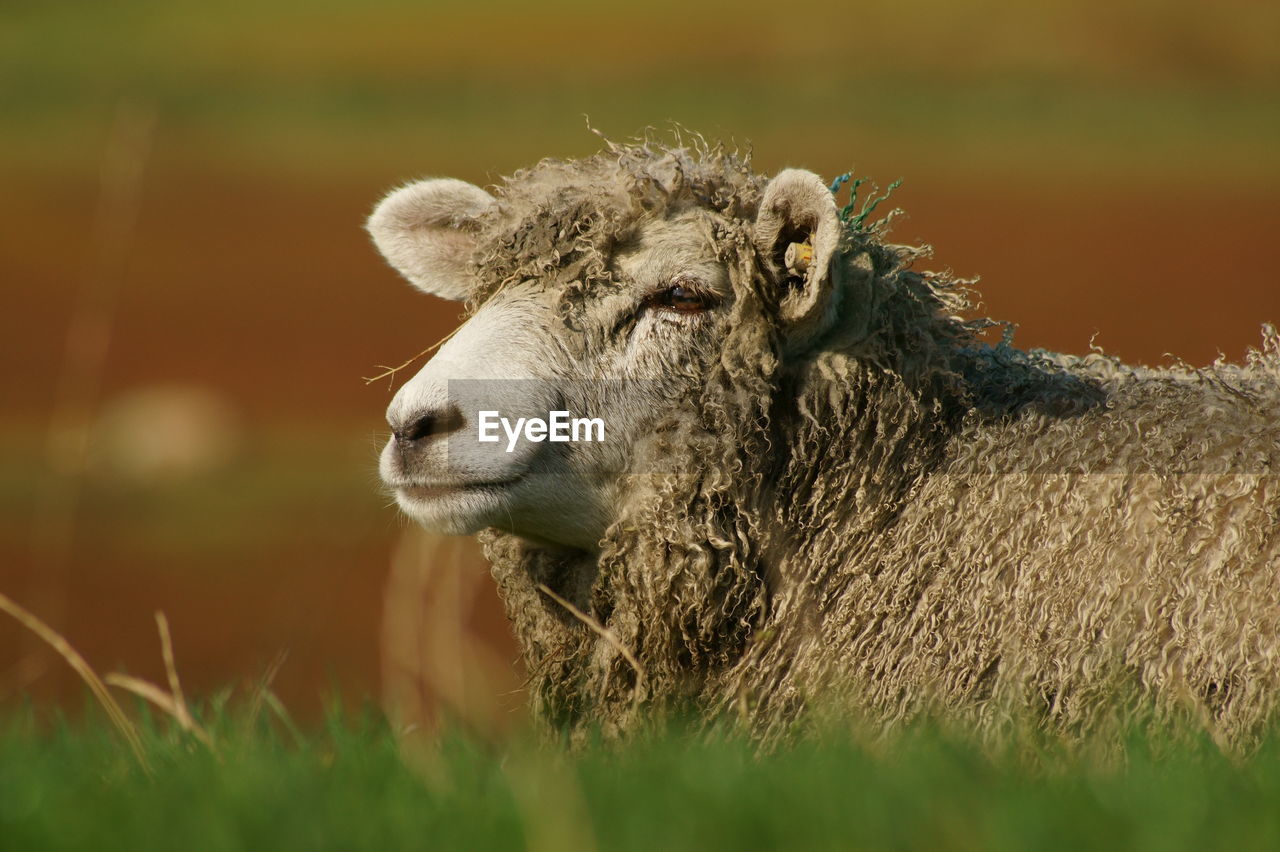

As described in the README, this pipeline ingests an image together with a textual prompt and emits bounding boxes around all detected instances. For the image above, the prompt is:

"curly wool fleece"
[467,139,1280,747]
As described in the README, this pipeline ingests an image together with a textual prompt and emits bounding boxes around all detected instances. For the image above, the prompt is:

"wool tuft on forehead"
[467,139,764,308]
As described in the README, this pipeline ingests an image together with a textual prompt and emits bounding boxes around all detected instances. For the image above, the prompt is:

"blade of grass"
[0,590,150,771]
[262,688,306,748]
[104,673,214,749]
[536,582,645,693]
[155,611,196,733]
[246,650,289,732]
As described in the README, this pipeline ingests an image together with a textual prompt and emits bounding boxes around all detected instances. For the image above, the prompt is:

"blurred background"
[2,0,1277,723]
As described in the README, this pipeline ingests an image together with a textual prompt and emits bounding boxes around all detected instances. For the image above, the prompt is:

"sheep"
[367,136,1280,747]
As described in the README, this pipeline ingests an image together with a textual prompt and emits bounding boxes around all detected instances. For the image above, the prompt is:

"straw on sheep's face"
[368,168,841,551]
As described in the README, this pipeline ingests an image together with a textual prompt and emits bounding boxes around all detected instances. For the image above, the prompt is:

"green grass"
[4,702,1280,851]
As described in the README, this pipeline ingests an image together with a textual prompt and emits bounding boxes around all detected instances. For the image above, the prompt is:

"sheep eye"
[647,280,715,315]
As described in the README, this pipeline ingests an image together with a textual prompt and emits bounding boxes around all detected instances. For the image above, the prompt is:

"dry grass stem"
[381,532,522,746]
[536,582,645,687]
[154,610,197,732]
[246,650,289,731]
[24,98,156,674]
[262,689,305,747]
[104,673,214,749]
[363,323,465,386]
[0,590,150,770]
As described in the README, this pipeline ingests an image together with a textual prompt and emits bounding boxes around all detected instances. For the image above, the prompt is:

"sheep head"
[367,148,860,554]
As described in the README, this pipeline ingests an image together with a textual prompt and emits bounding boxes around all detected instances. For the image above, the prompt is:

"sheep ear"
[366,178,495,301]
[754,169,842,341]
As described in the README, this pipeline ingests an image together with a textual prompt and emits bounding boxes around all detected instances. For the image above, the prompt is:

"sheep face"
[368,166,841,552]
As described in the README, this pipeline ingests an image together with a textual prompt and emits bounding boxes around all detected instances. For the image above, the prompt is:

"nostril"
[401,413,435,443]
[393,405,465,447]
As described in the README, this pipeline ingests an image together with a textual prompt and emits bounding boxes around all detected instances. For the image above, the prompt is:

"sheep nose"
[392,404,465,448]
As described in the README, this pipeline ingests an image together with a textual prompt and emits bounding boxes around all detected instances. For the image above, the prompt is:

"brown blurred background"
[2,0,1277,722]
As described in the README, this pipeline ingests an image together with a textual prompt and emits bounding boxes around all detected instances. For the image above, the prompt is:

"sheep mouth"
[396,477,523,501]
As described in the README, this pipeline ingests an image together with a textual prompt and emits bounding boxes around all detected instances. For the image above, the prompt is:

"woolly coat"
[464,142,1280,746]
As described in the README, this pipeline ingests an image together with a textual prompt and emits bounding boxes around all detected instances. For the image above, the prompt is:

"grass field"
[3,702,1280,851]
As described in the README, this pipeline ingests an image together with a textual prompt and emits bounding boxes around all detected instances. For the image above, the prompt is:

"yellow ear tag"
[784,241,813,275]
